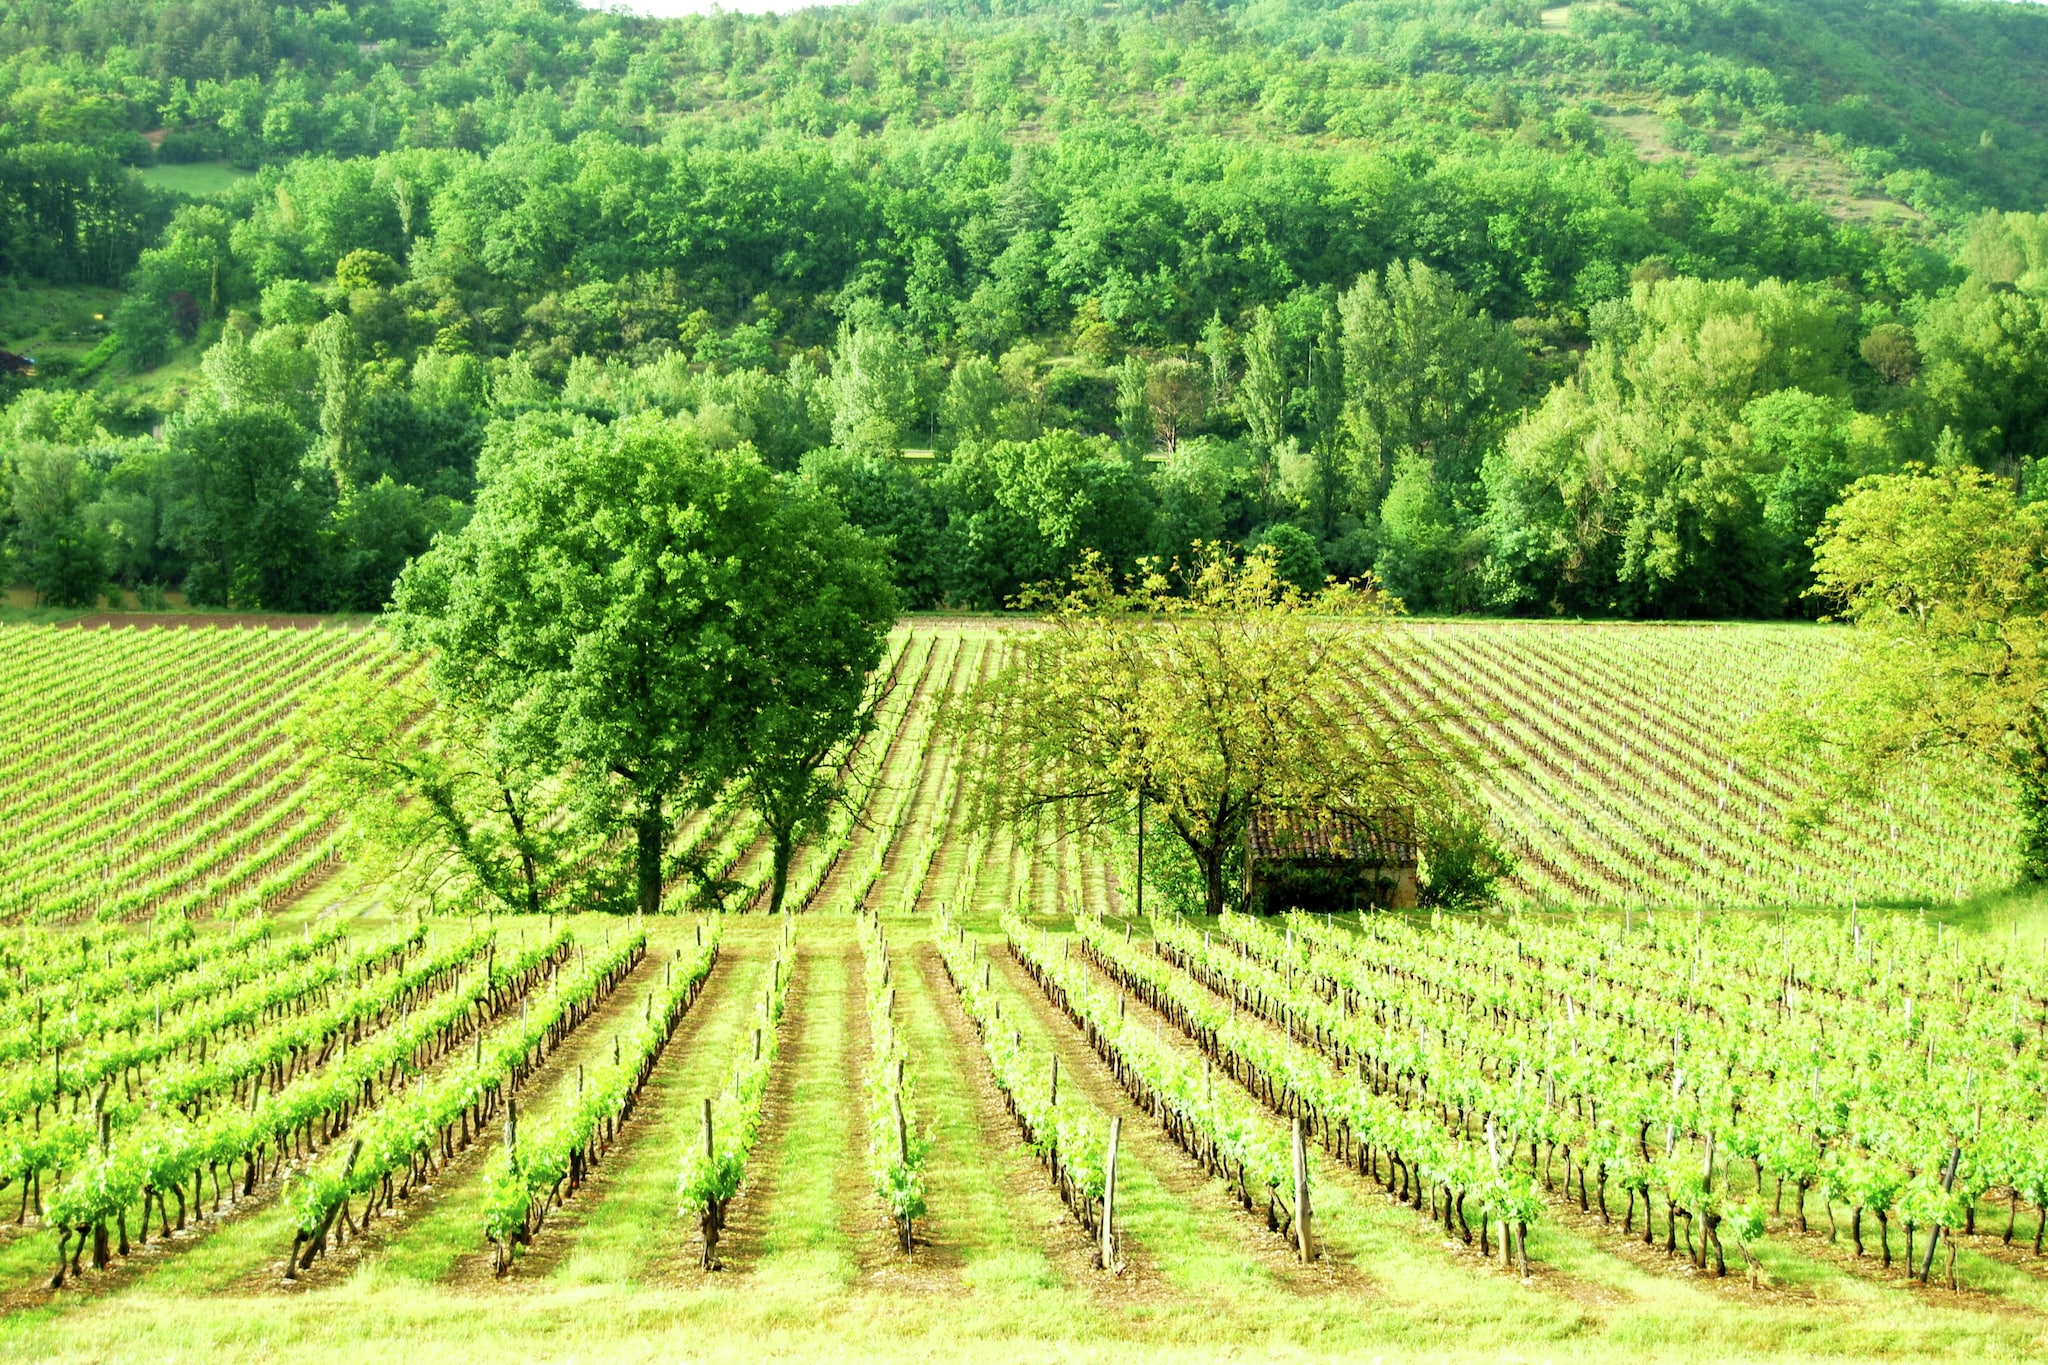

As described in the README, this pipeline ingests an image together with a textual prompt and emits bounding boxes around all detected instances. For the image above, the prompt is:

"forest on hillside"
[2,0,2047,616]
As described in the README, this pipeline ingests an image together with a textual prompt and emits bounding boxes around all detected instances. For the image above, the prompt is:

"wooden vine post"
[698,1097,721,1270]
[1921,1145,1962,1285]
[1100,1115,1121,1273]
[1292,1116,1312,1264]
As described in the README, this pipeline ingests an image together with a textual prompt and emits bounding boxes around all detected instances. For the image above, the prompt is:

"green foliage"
[800,450,942,607]
[830,317,918,458]
[1756,464,2048,877]
[958,545,1468,915]
[293,652,578,918]
[1339,260,1526,501]
[162,405,325,610]
[1417,806,1515,909]
[1373,455,1465,613]
[392,413,894,915]
[1743,387,1870,602]
[7,443,106,606]
[5,0,2048,624]
[731,491,899,916]
[1483,276,1861,616]
[286,929,628,1249]
[1913,274,2048,475]
[1253,521,1325,595]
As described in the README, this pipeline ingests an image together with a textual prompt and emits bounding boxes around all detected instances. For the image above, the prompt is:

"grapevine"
[857,911,927,1252]
[677,920,795,1269]
[934,907,1112,1259]
[480,920,722,1272]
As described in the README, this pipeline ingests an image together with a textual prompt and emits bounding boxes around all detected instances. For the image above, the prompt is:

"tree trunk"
[2015,755,2048,883]
[636,807,666,916]
[768,830,794,917]
[1201,846,1226,918]
[505,785,541,916]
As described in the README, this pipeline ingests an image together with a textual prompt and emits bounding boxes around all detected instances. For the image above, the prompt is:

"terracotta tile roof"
[1249,808,1418,865]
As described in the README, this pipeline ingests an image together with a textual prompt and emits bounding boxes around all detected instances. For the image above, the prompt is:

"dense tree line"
[2,0,2047,617]
[5,0,2045,216]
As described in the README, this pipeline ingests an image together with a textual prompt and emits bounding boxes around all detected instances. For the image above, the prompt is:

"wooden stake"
[1293,1117,1312,1263]
[1102,1115,1121,1272]
[1921,1145,1962,1282]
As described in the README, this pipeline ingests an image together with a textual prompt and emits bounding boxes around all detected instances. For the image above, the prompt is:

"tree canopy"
[955,546,1471,916]
[1755,464,2048,878]
[389,411,895,914]
[8,0,2048,623]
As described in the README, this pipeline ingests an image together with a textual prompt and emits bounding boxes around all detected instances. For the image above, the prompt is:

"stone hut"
[1245,807,1419,912]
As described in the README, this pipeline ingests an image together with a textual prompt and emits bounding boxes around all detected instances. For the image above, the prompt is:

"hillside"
[3,0,2048,625]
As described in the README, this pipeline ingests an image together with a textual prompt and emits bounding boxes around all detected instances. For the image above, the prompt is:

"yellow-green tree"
[955,546,1468,916]
[294,655,576,917]
[1760,464,2048,878]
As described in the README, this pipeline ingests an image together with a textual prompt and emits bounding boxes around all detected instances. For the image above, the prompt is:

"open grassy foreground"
[3,905,2045,1365]
[1,619,2044,1364]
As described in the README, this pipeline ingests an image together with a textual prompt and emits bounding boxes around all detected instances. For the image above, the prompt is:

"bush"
[1253,521,1326,593]
[112,293,173,371]
[1418,807,1514,908]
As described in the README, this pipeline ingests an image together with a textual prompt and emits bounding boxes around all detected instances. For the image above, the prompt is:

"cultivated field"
[0,618,2040,1364]
[0,618,2013,927]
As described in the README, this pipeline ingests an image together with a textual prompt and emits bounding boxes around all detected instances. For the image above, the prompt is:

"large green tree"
[1239,306,1288,510]
[1338,260,1525,506]
[163,406,326,610]
[831,317,918,458]
[1758,464,2048,878]
[1914,273,2048,477]
[7,443,106,606]
[392,412,895,915]
[1481,276,1858,615]
[730,493,899,915]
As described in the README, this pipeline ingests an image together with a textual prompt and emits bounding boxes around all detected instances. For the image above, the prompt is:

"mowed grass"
[8,895,2048,1363]
[0,282,120,366]
[134,161,255,197]
[729,933,862,1293]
